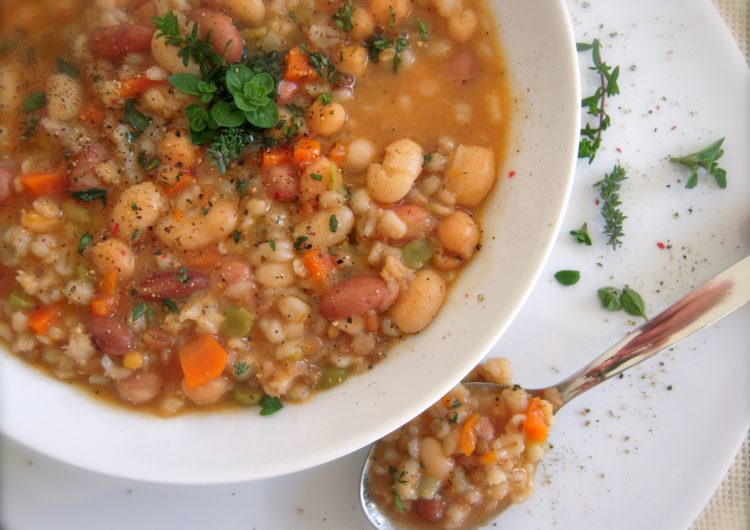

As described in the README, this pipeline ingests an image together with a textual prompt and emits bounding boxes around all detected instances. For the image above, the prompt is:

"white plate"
[1,0,748,529]
[0,0,580,483]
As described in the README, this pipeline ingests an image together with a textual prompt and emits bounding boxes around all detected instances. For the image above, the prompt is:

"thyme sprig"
[594,164,627,250]
[669,138,727,189]
[577,40,620,163]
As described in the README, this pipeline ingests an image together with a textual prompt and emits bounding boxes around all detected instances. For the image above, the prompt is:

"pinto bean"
[87,314,135,356]
[320,276,388,321]
[392,204,436,242]
[0,165,15,205]
[449,51,476,85]
[68,142,110,181]
[262,164,299,202]
[188,8,245,64]
[88,24,154,61]
[116,371,163,404]
[137,269,208,300]
[414,498,446,523]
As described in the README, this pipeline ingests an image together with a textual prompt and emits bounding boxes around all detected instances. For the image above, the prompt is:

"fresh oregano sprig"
[577,39,620,163]
[594,164,627,250]
[669,137,727,189]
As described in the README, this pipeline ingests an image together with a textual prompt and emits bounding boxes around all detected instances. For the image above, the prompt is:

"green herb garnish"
[23,92,46,113]
[570,223,592,246]
[123,98,152,141]
[554,270,580,286]
[294,236,309,250]
[310,173,323,181]
[259,395,283,416]
[268,240,276,251]
[332,0,355,32]
[56,57,79,78]
[597,287,622,311]
[131,302,153,322]
[577,39,620,163]
[77,232,94,255]
[329,214,338,233]
[318,92,333,105]
[418,19,429,41]
[232,230,242,243]
[234,361,250,377]
[620,287,647,319]
[669,138,727,189]
[163,298,180,313]
[71,188,108,206]
[594,164,627,250]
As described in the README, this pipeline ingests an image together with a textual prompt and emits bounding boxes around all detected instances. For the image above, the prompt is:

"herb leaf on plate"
[669,138,727,189]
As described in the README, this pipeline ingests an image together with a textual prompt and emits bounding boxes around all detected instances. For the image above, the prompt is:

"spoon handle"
[551,255,750,406]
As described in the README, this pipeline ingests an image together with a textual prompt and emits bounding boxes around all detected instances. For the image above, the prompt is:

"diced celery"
[232,387,264,407]
[402,239,435,269]
[223,306,254,338]
[319,367,348,389]
[417,476,443,500]
[75,263,96,283]
[8,291,35,311]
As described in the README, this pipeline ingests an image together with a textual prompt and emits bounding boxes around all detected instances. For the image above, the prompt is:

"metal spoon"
[361,255,750,529]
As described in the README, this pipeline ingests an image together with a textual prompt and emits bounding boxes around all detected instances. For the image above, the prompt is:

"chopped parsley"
[77,232,94,255]
[70,188,108,206]
[329,214,338,233]
[131,302,153,322]
[259,394,283,416]
[332,0,355,32]
[232,230,242,243]
[56,57,80,78]
[176,267,193,284]
[268,240,276,251]
[294,236,309,250]
[234,361,250,377]
[310,173,323,181]
[123,98,152,142]
[417,19,430,41]
[163,298,180,313]
[23,92,46,113]
[318,92,333,105]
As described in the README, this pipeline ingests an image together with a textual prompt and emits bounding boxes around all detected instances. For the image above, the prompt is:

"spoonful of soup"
[361,254,750,529]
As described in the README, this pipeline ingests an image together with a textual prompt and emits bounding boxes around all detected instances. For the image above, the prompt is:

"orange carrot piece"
[28,306,61,335]
[460,412,480,456]
[184,247,224,270]
[479,450,498,465]
[99,271,119,295]
[293,138,322,165]
[283,45,319,83]
[160,173,195,197]
[302,248,336,288]
[80,105,105,126]
[90,295,118,317]
[328,142,347,166]
[261,146,292,168]
[120,75,161,98]
[178,334,229,389]
[20,172,65,196]
[524,397,550,442]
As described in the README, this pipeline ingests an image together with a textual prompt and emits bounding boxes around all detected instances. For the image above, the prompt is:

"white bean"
[156,200,238,250]
[367,139,423,203]
[223,0,266,25]
[421,436,454,479]
[346,139,376,173]
[389,269,446,333]
[292,206,354,247]
[307,100,347,137]
[151,31,200,74]
[111,182,167,235]
[437,210,480,259]
[181,376,230,405]
[46,73,81,122]
[445,145,496,207]
[89,238,135,279]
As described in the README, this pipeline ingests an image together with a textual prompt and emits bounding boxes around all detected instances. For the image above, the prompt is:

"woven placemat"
[690,4,749,528]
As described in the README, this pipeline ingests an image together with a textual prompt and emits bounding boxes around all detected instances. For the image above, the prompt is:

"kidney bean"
[0,165,15,205]
[116,371,163,404]
[392,204,437,242]
[87,314,135,356]
[137,269,208,300]
[67,142,110,181]
[216,257,251,286]
[188,8,245,64]
[276,80,299,105]
[88,24,154,61]
[262,165,299,202]
[320,276,388,321]
[414,498,446,523]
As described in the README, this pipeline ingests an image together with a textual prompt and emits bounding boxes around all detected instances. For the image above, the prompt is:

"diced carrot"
[178,334,229,389]
[284,45,319,83]
[184,247,224,270]
[479,450,498,465]
[79,105,105,127]
[91,295,119,316]
[120,75,161,98]
[460,412,480,456]
[302,248,336,289]
[293,138,321,165]
[20,172,65,196]
[261,146,292,168]
[28,306,61,335]
[99,271,119,296]
[524,397,550,442]
[298,201,315,219]
[328,142,347,166]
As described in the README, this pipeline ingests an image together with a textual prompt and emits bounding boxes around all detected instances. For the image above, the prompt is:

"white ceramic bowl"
[0,0,580,483]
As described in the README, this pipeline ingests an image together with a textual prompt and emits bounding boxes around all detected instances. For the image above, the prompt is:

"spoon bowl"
[361,255,750,529]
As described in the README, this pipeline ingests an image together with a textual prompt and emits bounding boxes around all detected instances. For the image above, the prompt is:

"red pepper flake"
[112,223,120,236]
[671,125,677,131]
[508,170,516,178]
[615,147,622,153]
[657,242,666,249]
[595,199,601,206]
